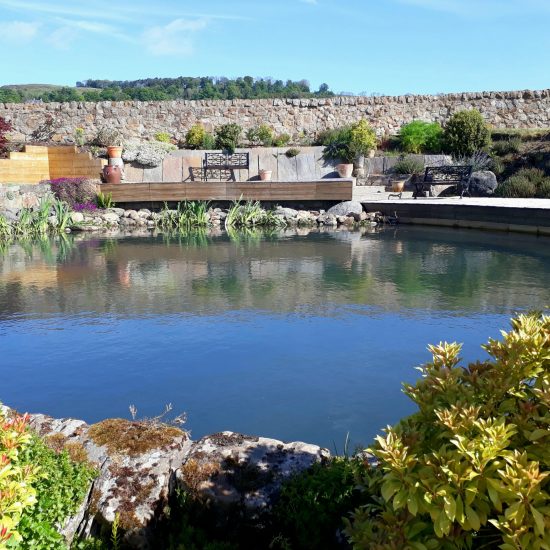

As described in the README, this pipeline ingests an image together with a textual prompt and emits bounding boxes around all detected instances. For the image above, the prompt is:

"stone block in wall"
[277,152,298,181]
[366,157,384,175]
[143,164,163,183]
[181,152,204,182]
[296,152,317,181]
[162,155,183,182]
[124,164,144,183]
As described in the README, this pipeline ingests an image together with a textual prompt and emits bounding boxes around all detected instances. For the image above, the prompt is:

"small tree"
[350,119,377,158]
[443,109,491,156]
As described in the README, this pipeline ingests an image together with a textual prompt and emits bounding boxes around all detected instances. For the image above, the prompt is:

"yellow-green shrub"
[0,409,38,548]
[346,312,550,549]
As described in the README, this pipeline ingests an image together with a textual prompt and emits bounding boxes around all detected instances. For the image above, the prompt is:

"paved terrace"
[359,197,550,235]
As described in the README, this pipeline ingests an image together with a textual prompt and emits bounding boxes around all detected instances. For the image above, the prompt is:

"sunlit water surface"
[1,226,549,449]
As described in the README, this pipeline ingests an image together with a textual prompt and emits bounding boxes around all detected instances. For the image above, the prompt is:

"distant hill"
[0,77,335,103]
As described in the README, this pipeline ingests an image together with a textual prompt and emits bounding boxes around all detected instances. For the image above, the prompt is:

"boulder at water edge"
[469,171,498,196]
[327,200,363,217]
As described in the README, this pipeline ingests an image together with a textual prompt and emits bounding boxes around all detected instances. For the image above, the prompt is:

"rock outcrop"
[17,409,329,549]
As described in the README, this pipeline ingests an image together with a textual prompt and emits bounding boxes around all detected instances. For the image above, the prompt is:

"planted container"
[103,165,122,184]
[259,169,272,181]
[336,163,354,178]
[107,146,123,159]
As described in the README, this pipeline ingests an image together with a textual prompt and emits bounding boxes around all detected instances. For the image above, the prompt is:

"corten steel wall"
[2,89,549,143]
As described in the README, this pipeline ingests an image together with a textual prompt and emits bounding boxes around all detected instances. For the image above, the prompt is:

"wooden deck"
[101,179,353,204]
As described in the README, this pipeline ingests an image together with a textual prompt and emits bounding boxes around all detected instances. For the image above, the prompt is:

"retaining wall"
[2,89,549,143]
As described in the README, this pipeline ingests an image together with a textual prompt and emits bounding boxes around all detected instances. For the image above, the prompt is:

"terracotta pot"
[103,165,122,184]
[336,163,354,178]
[107,146,123,159]
[259,169,272,181]
[391,178,407,192]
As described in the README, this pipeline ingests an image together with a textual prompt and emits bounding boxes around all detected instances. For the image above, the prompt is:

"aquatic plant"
[52,199,72,231]
[225,199,286,229]
[157,201,210,230]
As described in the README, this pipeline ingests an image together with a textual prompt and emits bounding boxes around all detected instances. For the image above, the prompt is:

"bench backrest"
[204,152,250,170]
[423,165,473,183]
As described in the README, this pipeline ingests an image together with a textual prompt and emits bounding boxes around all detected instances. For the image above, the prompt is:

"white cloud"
[142,18,208,56]
[54,17,133,42]
[46,25,78,50]
[0,20,40,43]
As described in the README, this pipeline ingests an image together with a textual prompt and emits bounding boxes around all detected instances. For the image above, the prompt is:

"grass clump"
[88,418,185,456]
[225,199,285,228]
[157,201,209,230]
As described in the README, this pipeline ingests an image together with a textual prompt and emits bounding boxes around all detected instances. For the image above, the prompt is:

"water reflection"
[1,227,550,448]
[1,227,549,319]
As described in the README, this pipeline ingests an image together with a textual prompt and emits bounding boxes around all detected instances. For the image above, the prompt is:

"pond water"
[1,226,549,450]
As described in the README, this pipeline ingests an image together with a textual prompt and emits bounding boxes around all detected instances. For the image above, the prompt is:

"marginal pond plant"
[157,201,210,230]
[225,199,286,229]
[345,311,550,550]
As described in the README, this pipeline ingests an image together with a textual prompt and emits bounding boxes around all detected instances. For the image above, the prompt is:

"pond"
[1,226,549,450]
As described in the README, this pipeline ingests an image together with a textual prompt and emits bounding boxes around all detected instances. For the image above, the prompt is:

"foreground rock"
[178,431,329,514]
[14,408,329,549]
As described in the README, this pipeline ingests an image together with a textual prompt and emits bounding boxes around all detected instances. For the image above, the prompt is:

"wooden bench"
[199,152,250,181]
[414,165,473,198]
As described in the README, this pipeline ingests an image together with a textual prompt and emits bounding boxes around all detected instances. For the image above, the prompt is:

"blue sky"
[0,0,548,95]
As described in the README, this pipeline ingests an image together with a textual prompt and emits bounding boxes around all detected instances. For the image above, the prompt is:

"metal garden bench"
[414,165,473,198]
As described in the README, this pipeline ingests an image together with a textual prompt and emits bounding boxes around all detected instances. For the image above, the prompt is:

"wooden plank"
[102,180,353,203]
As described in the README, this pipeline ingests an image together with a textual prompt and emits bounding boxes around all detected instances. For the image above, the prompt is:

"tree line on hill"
[0,76,335,103]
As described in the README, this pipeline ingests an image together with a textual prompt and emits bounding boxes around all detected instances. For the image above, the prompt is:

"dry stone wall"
[2,89,549,143]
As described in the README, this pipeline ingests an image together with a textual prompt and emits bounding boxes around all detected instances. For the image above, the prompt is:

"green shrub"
[320,121,377,163]
[496,175,536,198]
[272,133,291,147]
[350,119,378,157]
[0,408,38,546]
[392,155,425,176]
[399,121,443,154]
[346,312,550,550]
[320,126,354,163]
[201,133,216,150]
[443,109,491,156]
[245,124,273,147]
[185,124,207,149]
[285,147,301,158]
[272,457,366,550]
[491,137,522,156]
[535,178,550,198]
[16,435,96,548]
[154,131,172,143]
[516,167,546,186]
[215,123,242,153]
